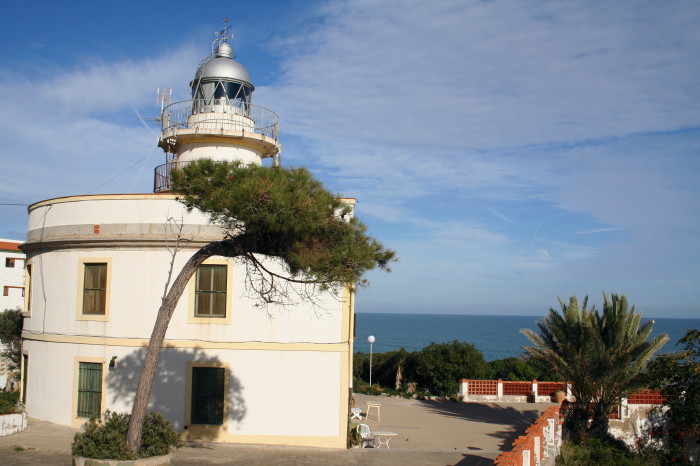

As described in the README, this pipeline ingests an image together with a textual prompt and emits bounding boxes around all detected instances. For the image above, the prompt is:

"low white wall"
[458,380,570,403]
[0,412,27,436]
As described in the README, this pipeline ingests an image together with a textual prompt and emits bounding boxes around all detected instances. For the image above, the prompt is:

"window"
[195,265,227,318]
[191,367,225,425]
[3,286,23,297]
[5,258,15,267]
[24,263,32,316]
[77,362,103,418]
[21,354,28,405]
[78,261,110,318]
[188,259,231,324]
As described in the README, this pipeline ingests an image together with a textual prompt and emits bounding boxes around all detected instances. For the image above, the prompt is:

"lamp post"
[368,335,375,387]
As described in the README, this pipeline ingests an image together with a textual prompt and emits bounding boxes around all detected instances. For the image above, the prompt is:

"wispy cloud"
[1,1,698,316]
[261,0,700,315]
[574,227,624,236]
[0,44,201,203]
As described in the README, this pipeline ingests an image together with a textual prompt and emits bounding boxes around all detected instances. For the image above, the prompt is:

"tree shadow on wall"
[106,346,246,431]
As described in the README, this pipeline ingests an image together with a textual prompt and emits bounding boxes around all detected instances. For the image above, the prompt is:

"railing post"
[498,379,504,400]
[459,379,469,402]
[532,379,538,402]
[620,396,628,419]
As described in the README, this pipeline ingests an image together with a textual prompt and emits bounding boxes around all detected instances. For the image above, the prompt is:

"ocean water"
[354,313,700,361]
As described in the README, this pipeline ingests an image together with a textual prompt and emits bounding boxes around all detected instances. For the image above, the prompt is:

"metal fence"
[161,100,279,140]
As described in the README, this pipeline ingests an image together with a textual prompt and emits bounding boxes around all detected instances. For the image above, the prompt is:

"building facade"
[19,25,355,448]
[0,239,25,311]
[0,238,25,389]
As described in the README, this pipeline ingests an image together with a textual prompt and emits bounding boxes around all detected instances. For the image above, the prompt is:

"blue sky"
[1,1,698,318]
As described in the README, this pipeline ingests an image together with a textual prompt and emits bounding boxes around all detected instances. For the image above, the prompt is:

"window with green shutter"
[195,265,227,317]
[191,367,225,425]
[77,362,103,418]
[82,263,107,315]
[22,354,28,405]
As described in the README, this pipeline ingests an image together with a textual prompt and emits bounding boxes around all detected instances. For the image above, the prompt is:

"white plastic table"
[373,431,397,449]
[366,402,381,421]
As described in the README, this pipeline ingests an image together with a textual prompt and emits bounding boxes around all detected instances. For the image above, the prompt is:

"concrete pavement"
[0,395,552,465]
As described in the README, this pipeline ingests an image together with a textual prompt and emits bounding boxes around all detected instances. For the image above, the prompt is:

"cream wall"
[21,340,346,444]
[27,195,210,231]
[22,248,343,343]
[20,194,353,447]
[177,143,262,165]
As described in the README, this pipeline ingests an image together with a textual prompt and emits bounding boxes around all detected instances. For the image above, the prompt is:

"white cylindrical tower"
[154,27,281,192]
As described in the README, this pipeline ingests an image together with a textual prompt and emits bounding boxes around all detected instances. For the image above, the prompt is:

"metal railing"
[154,161,190,193]
[161,100,279,141]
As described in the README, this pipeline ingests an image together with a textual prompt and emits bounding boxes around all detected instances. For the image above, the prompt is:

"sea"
[354,313,700,361]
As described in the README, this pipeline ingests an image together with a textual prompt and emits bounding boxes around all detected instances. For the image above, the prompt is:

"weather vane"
[212,16,234,56]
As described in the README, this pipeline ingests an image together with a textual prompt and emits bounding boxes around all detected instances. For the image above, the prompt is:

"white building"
[0,239,25,311]
[19,25,355,448]
[0,238,25,389]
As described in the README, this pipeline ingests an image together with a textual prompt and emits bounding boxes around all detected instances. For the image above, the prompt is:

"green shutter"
[77,362,103,418]
[21,354,28,405]
[191,367,225,425]
[195,265,227,317]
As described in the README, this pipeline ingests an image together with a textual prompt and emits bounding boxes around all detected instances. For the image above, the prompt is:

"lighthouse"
[154,22,281,192]
[18,22,355,448]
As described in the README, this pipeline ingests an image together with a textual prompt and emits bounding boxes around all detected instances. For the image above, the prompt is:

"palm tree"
[521,293,668,439]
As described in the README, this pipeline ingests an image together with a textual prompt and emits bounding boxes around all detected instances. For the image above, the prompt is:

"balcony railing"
[161,100,279,141]
[154,161,190,193]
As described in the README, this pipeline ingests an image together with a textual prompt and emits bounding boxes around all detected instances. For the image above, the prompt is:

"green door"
[77,362,103,418]
[191,367,225,425]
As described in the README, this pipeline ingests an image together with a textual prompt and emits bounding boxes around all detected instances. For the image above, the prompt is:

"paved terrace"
[0,394,553,465]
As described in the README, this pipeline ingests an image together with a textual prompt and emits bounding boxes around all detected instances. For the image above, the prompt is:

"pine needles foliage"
[171,159,395,290]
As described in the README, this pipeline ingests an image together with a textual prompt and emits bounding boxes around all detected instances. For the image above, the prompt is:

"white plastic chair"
[357,423,375,448]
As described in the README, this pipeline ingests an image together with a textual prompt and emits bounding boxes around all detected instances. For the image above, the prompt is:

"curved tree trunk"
[125,240,240,453]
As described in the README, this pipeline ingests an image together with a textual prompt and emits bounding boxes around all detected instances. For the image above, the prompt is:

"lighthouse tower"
[154,21,281,192]
[19,21,355,448]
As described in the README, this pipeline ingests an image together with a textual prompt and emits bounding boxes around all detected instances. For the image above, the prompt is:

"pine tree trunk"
[125,240,239,453]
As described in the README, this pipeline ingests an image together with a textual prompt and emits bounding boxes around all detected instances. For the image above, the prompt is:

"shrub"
[557,438,660,465]
[0,308,23,374]
[489,357,540,381]
[72,411,181,460]
[348,422,361,447]
[413,341,489,396]
[0,391,19,414]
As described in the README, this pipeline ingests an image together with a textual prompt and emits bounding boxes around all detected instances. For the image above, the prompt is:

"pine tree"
[126,160,395,452]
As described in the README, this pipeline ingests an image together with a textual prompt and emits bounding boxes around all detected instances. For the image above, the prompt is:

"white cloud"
[0,44,202,203]
[1,2,698,316]
[574,227,624,236]
[260,1,700,315]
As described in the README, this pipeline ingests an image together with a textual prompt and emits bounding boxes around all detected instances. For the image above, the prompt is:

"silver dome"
[194,56,253,87]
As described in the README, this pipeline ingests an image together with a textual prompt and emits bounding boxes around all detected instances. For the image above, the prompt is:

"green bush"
[72,411,182,460]
[348,422,361,447]
[0,391,19,414]
[557,438,660,465]
[413,341,490,396]
[489,357,541,381]
[0,308,23,373]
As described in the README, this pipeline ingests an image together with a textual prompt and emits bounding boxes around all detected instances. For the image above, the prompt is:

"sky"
[0,0,698,318]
